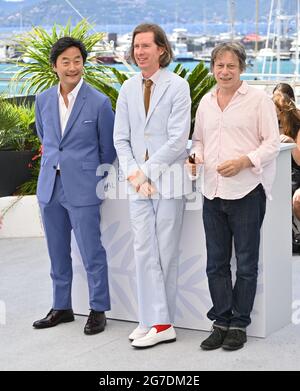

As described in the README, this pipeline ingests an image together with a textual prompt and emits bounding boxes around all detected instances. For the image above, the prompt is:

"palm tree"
[12,19,115,95]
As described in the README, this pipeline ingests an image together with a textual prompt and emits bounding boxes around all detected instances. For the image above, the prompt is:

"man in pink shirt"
[188,42,280,351]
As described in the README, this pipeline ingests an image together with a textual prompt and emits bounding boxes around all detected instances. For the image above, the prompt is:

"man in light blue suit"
[33,37,116,335]
[114,24,191,348]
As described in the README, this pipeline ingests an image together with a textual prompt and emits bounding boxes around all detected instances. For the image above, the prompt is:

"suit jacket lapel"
[49,88,62,141]
[61,82,87,140]
[145,69,171,126]
[136,75,146,123]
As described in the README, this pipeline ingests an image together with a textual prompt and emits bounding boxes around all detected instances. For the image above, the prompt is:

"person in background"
[273,82,296,102]
[114,23,191,349]
[272,90,300,252]
[32,37,115,335]
[188,42,280,351]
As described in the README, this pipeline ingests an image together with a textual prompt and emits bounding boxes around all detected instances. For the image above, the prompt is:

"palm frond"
[0,98,37,151]
[16,164,40,195]
[174,61,216,138]
[109,67,129,84]
[12,19,105,95]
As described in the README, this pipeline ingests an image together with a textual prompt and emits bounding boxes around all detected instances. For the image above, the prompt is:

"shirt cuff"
[140,162,162,183]
[247,152,263,175]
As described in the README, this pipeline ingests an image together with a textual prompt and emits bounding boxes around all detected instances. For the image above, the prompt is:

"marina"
[2,58,300,102]
[1,0,300,95]
[2,17,300,96]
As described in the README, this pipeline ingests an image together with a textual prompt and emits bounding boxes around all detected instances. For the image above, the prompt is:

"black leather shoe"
[84,310,106,335]
[33,309,74,329]
[200,325,228,350]
[222,329,247,351]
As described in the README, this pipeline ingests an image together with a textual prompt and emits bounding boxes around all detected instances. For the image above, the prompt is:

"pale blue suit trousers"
[129,197,185,327]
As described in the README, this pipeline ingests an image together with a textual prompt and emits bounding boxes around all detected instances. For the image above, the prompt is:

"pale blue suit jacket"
[113,68,191,325]
[113,68,192,198]
[35,81,116,205]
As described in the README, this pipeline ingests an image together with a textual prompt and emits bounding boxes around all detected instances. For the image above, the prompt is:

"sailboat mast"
[255,0,259,55]
[262,0,274,77]
[203,0,207,36]
[276,0,281,76]
[229,0,235,41]
[64,0,88,26]
[295,0,300,80]
[63,0,134,72]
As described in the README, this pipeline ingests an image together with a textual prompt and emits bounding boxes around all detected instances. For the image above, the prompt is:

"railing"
[243,74,300,104]
[2,71,300,104]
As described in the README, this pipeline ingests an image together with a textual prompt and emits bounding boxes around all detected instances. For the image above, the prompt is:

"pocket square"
[83,120,94,123]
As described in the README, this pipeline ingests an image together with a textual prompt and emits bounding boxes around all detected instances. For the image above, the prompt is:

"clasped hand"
[127,170,156,196]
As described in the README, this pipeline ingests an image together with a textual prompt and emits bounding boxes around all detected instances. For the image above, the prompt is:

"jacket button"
[59,147,63,151]
[53,165,56,169]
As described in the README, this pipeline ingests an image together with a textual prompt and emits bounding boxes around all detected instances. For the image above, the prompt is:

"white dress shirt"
[57,78,83,136]
[141,68,161,98]
[56,78,83,170]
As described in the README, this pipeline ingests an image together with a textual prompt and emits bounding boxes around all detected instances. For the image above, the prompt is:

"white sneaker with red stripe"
[131,326,176,348]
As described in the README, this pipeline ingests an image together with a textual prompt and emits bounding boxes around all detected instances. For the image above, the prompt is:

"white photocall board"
[72,144,293,337]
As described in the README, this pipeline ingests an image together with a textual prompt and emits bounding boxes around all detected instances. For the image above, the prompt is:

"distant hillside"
[0,0,41,15]
[0,0,297,28]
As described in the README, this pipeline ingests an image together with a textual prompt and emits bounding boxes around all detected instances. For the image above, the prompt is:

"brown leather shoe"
[84,310,106,335]
[33,309,74,329]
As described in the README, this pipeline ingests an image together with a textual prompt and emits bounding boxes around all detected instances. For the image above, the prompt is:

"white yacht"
[290,36,300,62]
[193,49,212,63]
[168,28,188,46]
[173,42,195,62]
[0,44,6,60]
[168,28,195,62]
[256,47,276,60]
[115,33,132,62]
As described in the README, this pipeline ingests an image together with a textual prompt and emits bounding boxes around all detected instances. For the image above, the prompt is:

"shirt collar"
[57,78,84,98]
[141,68,162,85]
[211,80,248,97]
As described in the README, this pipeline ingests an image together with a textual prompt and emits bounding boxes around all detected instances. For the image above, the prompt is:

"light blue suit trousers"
[129,197,185,327]
[39,175,110,311]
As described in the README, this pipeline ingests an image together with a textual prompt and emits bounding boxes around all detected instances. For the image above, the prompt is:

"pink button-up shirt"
[191,81,280,200]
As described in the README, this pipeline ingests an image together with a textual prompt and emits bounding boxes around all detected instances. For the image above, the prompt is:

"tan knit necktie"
[144,79,153,162]
[144,79,153,116]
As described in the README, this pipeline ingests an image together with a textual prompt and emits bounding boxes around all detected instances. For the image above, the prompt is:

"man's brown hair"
[210,42,247,72]
[130,23,173,68]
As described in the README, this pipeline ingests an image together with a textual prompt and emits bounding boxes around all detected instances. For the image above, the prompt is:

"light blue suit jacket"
[35,81,116,206]
[113,68,192,198]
